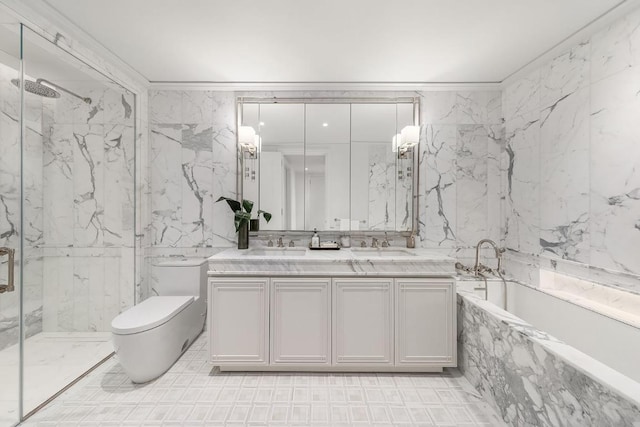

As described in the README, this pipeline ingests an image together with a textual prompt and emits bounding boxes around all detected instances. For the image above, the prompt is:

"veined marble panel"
[421,91,457,125]
[590,66,640,276]
[539,88,590,263]
[503,69,541,122]
[150,90,182,124]
[150,124,183,246]
[210,92,237,247]
[457,91,502,125]
[503,109,540,255]
[591,6,640,83]
[456,125,488,248]
[181,124,214,247]
[539,41,590,107]
[419,125,457,249]
[43,124,74,246]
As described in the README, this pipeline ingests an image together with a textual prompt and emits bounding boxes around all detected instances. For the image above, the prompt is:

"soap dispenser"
[311,228,320,248]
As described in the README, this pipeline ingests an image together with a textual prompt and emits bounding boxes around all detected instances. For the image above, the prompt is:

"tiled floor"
[0,332,113,424]
[22,334,506,426]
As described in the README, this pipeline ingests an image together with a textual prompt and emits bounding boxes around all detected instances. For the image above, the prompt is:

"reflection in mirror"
[242,103,305,231]
[305,104,350,231]
[239,98,418,232]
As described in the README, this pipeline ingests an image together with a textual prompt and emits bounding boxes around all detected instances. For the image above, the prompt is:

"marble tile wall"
[502,6,640,293]
[418,91,503,263]
[457,291,640,426]
[148,89,503,280]
[40,87,136,333]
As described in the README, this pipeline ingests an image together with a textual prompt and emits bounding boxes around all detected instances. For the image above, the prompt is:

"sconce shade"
[400,125,420,148]
[238,126,256,145]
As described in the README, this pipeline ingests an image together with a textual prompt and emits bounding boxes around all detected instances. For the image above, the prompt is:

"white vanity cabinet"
[333,278,394,366]
[209,278,269,365]
[270,278,331,365]
[208,274,456,371]
[395,278,456,366]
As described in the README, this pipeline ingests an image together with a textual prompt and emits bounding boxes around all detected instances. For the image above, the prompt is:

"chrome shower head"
[11,78,60,99]
[11,78,92,105]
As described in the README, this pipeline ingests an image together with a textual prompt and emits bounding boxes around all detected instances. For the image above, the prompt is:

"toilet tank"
[152,259,207,297]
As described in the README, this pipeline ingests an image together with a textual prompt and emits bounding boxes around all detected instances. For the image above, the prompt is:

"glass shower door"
[0,17,23,427]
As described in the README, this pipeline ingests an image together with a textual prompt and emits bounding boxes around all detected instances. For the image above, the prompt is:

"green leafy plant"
[216,196,272,231]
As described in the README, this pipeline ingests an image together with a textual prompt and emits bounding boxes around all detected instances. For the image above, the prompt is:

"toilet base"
[113,298,206,383]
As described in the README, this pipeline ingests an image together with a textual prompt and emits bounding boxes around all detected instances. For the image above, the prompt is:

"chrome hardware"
[288,240,295,247]
[267,237,274,247]
[406,234,416,248]
[381,232,391,248]
[277,236,284,248]
[371,237,379,248]
[360,240,367,248]
[474,239,503,276]
[0,247,15,294]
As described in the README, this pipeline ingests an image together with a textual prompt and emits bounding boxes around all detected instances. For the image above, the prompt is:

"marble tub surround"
[457,291,640,427]
[207,246,455,276]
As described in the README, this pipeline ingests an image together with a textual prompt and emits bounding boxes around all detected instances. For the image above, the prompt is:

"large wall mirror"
[238,97,419,233]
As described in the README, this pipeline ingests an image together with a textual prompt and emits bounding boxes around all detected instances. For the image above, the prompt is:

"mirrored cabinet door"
[239,98,417,233]
[304,104,350,231]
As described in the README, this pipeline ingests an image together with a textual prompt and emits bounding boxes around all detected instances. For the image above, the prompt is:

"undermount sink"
[244,247,307,257]
[351,248,416,257]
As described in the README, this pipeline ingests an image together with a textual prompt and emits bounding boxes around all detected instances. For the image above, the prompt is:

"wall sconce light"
[397,125,420,158]
[238,126,257,158]
[399,125,420,149]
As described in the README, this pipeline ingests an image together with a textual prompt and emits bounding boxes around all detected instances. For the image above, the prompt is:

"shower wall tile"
[502,7,640,291]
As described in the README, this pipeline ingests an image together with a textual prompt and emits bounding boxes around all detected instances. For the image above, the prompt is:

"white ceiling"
[43,0,625,83]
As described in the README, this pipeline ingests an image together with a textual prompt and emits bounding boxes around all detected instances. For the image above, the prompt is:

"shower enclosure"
[0,13,136,426]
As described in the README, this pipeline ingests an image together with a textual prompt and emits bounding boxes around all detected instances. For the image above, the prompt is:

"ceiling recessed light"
[259,121,265,126]
[304,167,308,171]
[322,122,328,127]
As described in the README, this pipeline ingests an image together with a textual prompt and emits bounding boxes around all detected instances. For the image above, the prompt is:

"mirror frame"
[236,96,421,236]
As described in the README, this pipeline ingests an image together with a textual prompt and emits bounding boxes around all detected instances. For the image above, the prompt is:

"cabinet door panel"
[209,278,269,365]
[271,278,331,364]
[333,278,393,365]
[395,279,456,366]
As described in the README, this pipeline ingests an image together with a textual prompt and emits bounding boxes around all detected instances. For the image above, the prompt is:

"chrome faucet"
[381,232,391,248]
[277,236,284,248]
[371,237,379,248]
[474,239,504,276]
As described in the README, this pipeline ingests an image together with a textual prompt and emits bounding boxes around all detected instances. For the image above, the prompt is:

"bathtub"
[456,272,640,426]
[457,270,640,383]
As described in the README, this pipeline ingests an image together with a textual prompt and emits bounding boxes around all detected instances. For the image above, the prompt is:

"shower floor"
[0,332,113,424]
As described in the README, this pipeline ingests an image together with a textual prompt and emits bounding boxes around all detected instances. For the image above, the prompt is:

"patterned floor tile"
[21,334,506,426]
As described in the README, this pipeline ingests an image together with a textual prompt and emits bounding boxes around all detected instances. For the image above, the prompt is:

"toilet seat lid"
[111,296,194,335]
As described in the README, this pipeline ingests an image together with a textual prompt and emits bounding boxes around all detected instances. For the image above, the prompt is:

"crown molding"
[501,0,640,88]
[148,81,502,92]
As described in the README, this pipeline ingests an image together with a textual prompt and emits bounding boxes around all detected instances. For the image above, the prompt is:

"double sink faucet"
[360,232,391,248]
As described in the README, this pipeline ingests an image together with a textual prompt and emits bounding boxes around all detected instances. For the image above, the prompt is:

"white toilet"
[111,259,207,383]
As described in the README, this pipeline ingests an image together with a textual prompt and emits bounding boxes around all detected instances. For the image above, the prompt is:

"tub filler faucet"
[474,239,504,276]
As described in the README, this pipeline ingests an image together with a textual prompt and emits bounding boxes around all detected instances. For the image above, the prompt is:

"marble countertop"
[208,246,455,276]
